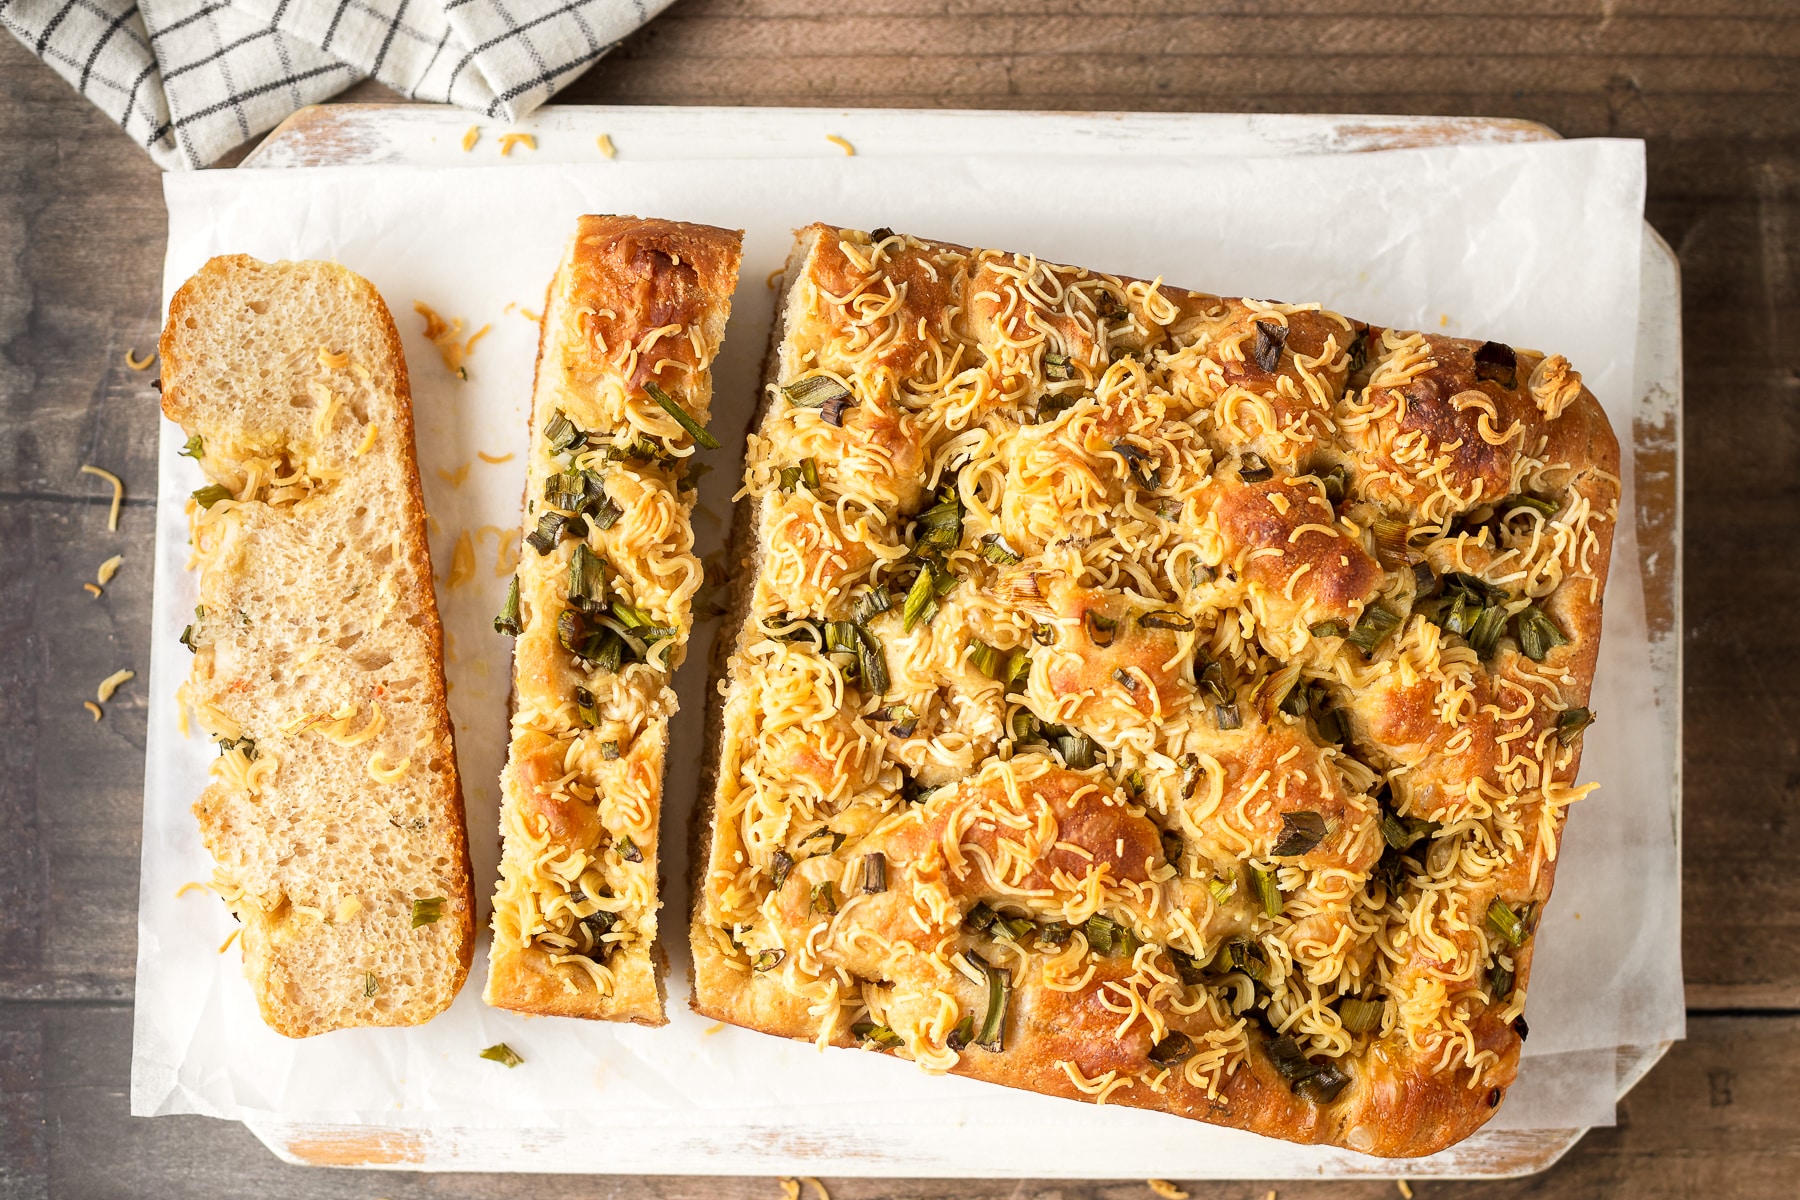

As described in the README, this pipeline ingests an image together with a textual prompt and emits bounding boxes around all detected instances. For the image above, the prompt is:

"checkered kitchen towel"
[2,0,669,169]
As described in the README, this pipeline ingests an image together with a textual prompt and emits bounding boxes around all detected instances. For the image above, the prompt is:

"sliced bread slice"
[160,255,473,1038]
[485,216,743,1023]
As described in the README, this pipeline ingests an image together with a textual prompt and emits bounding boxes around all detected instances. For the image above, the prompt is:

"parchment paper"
[133,139,1682,1160]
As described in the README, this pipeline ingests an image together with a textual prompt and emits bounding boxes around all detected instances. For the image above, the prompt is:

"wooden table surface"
[2,2,1795,1196]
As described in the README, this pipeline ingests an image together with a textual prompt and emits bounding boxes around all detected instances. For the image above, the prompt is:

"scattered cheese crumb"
[97,554,123,584]
[777,1180,800,1200]
[367,752,410,783]
[447,528,476,588]
[97,669,135,702]
[477,450,514,464]
[438,462,472,488]
[354,423,380,457]
[519,307,541,323]
[597,133,616,158]
[703,1021,725,1035]
[1439,313,1449,327]
[498,132,535,156]
[218,928,241,954]
[1397,1182,1414,1199]
[80,464,124,531]
[825,134,855,155]
[83,583,103,598]
[317,346,350,369]
[335,896,362,922]
[1147,1182,1187,1200]
[124,347,155,370]
[175,881,210,898]
[83,700,102,722]
[801,1179,829,1200]
[461,125,480,152]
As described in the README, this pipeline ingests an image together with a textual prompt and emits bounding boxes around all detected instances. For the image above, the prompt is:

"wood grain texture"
[0,0,1796,1192]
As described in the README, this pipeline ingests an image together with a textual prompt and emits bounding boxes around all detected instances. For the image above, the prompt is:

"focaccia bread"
[486,215,743,1023]
[691,224,1619,1155]
[161,255,473,1037]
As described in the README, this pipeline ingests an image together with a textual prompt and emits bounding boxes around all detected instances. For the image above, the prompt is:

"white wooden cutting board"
[218,105,1682,1179]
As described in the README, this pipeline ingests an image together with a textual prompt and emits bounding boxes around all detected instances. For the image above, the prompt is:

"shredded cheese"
[80,464,124,531]
[83,700,102,721]
[96,668,135,702]
[83,583,103,598]
[597,133,616,159]
[461,125,480,152]
[124,347,155,370]
[825,134,855,156]
[1147,1182,1189,1200]
[97,554,123,584]
[498,132,535,156]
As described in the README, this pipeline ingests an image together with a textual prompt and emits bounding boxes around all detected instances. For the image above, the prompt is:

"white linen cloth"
[0,0,669,168]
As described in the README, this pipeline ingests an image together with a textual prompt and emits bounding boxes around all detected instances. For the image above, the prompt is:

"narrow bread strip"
[485,215,742,1023]
[160,256,473,1037]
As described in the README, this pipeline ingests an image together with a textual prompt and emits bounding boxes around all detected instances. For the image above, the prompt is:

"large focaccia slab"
[486,216,742,1023]
[692,224,1618,1155]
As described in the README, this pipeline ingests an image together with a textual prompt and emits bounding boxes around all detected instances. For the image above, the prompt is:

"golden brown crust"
[487,216,741,1024]
[693,225,1619,1155]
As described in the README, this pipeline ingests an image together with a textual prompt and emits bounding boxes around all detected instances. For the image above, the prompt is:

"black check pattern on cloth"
[2,0,669,169]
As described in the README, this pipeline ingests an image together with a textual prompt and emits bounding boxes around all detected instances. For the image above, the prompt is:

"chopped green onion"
[1251,319,1288,373]
[598,739,620,760]
[1222,937,1268,984]
[1467,603,1508,658]
[1084,914,1119,955]
[574,686,601,727]
[1155,498,1185,521]
[781,375,850,409]
[1515,605,1569,662]
[1339,997,1385,1035]
[1035,921,1073,949]
[752,948,785,972]
[770,849,794,891]
[968,639,1006,679]
[1486,897,1527,947]
[778,465,802,491]
[617,836,642,863]
[1380,810,1434,852]
[965,901,998,933]
[1277,676,1310,717]
[810,881,838,915]
[1263,1034,1316,1085]
[1159,828,1183,867]
[850,584,890,623]
[1271,811,1328,857]
[1502,493,1560,518]
[479,1043,524,1068]
[1055,731,1096,770]
[643,381,719,450]
[859,853,888,895]
[1489,961,1515,1003]
[978,533,1022,564]
[543,410,582,454]
[179,434,204,460]
[902,567,938,633]
[1345,604,1401,656]
[851,1021,903,1049]
[1196,658,1227,702]
[856,624,889,695]
[567,543,607,611]
[1112,667,1140,692]
[947,1013,976,1050]
[1371,518,1411,566]
[589,492,623,530]
[180,605,203,652]
[1238,452,1273,484]
[1139,610,1194,631]
[1294,1061,1350,1104]
[1043,352,1073,381]
[1215,702,1243,731]
[1250,866,1282,918]
[1207,876,1236,905]
[1148,1031,1195,1065]
[975,959,1010,1052]
[1167,946,1208,985]
[1318,464,1348,506]
[1085,610,1118,647]
[1556,706,1594,745]
[993,914,1034,942]
[411,897,446,927]
[191,483,233,508]
[363,971,378,998]
[525,511,569,555]
[914,491,963,555]
[1003,649,1032,693]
